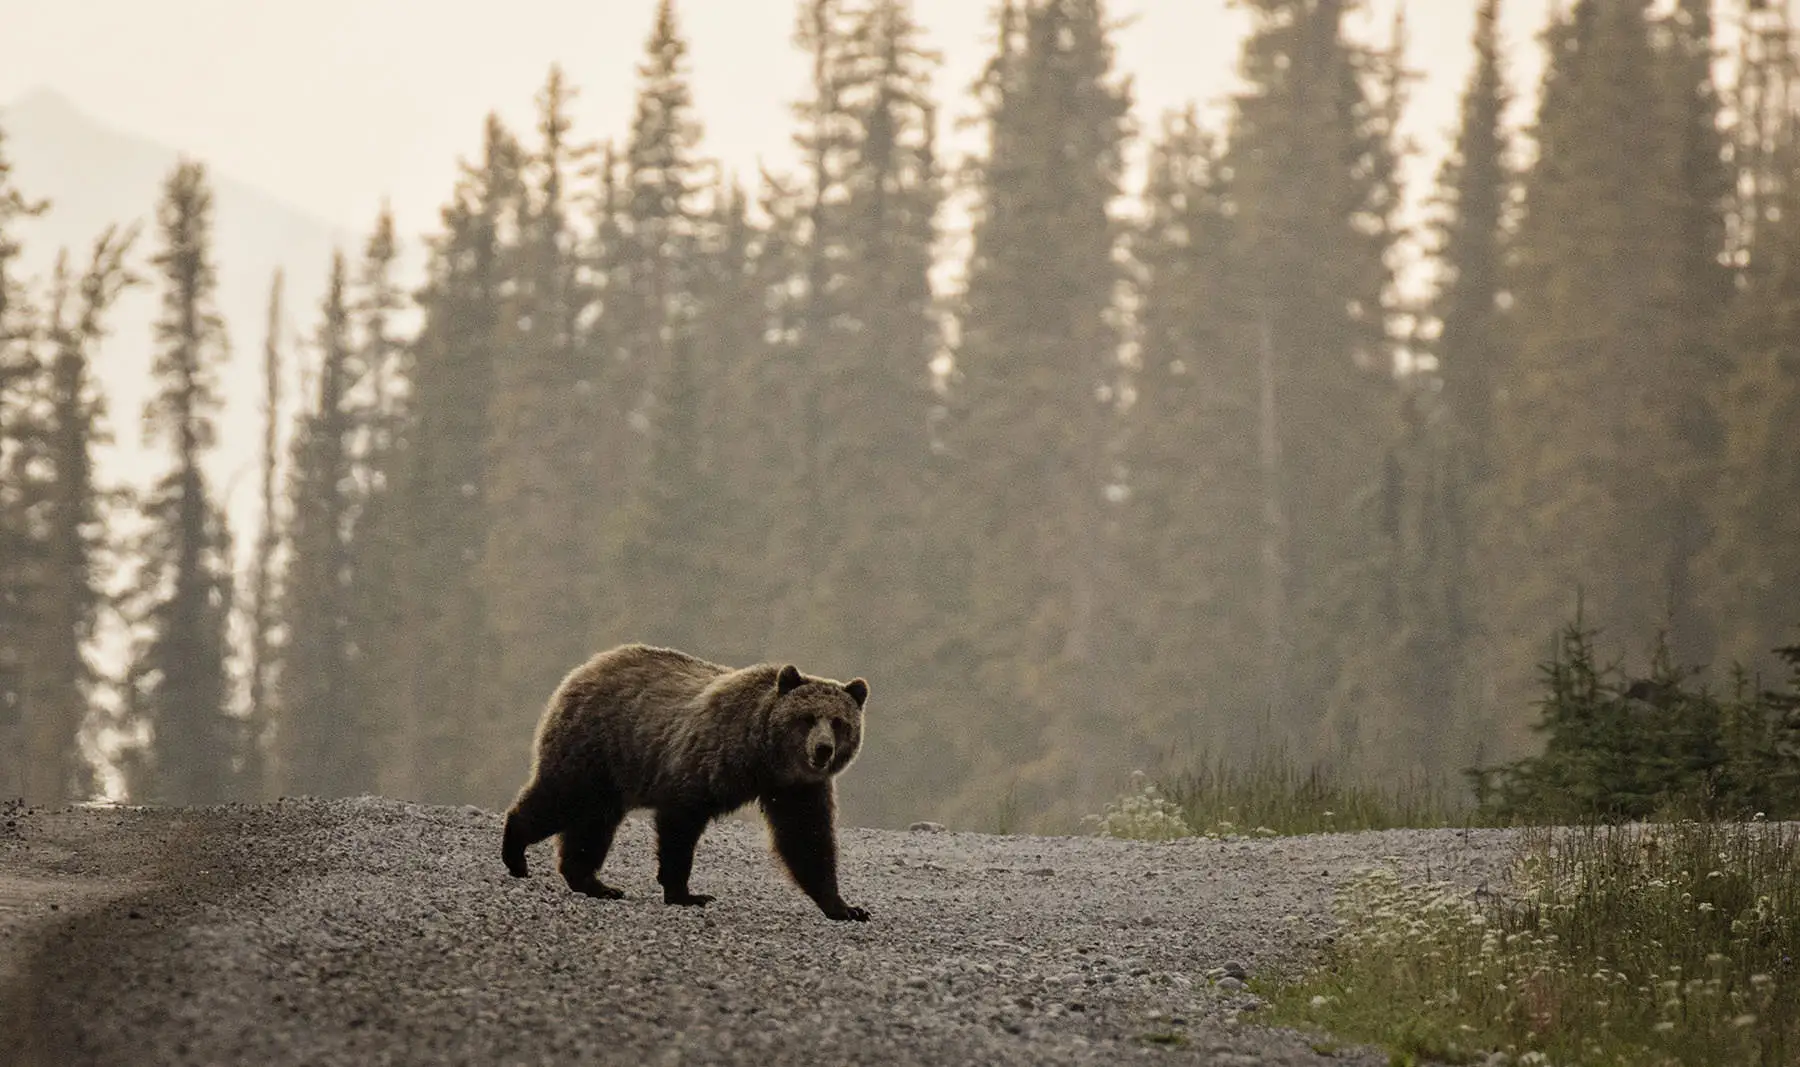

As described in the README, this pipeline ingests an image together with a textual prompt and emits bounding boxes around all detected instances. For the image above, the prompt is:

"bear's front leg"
[654,809,716,907]
[761,783,870,922]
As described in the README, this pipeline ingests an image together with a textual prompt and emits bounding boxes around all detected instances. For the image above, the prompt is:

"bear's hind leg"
[559,800,627,900]
[502,783,563,878]
[654,809,715,906]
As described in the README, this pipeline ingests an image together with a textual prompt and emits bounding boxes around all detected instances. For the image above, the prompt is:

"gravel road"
[0,796,1523,1066]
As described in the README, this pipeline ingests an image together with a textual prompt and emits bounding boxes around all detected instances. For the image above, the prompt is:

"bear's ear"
[776,664,806,696]
[845,678,869,708]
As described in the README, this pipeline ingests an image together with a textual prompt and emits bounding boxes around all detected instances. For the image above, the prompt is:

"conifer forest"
[2,0,1798,831]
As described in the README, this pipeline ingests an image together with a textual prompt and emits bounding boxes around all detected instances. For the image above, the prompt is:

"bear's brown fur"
[501,643,872,921]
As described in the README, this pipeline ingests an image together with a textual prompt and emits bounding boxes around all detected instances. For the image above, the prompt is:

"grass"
[1159,750,1470,838]
[1266,819,1800,1066]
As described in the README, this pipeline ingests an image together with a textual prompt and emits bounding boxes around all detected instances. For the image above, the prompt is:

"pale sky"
[1,0,1560,245]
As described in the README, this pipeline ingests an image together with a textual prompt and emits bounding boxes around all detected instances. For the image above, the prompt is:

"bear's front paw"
[664,892,716,907]
[574,881,626,900]
[824,902,870,922]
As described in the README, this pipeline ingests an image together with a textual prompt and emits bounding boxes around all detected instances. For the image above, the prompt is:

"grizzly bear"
[501,643,872,921]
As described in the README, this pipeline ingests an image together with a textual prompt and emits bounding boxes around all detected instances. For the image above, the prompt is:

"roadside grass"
[1266,819,1800,1066]
[1159,751,1470,838]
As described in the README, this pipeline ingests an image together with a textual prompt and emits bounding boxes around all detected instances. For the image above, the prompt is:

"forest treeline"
[2,0,1798,830]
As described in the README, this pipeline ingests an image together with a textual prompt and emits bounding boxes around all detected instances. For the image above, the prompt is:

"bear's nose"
[811,742,833,768]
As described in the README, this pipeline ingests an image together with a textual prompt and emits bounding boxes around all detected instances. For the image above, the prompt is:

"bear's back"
[535,643,773,808]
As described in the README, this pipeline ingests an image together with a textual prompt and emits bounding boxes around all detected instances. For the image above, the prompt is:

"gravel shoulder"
[0,797,1524,1066]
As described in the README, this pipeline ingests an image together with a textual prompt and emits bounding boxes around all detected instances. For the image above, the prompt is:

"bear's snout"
[809,741,834,769]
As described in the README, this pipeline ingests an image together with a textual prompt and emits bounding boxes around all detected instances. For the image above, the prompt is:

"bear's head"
[770,664,869,784]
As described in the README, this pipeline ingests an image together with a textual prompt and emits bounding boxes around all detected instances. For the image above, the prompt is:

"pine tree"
[686,177,781,665]
[1484,0,1732,749]
[802,0,947,827]
[1658,0,1734,666]
[396,116,522,803]
[27,227,138,803]
[482,67,607,738]
[611,0,718,653]
[278,253,367,796]
[1701,26,1800,673]
[948,0,1131,824]
[0,124,48,797]
[1329,2,1514,772]
[1435,0,1510,495]
[1121,108,1263,766]
[127,160,236,804]
[1217,0,1401,760]
[244,270,283,800]
[343,207,414,799]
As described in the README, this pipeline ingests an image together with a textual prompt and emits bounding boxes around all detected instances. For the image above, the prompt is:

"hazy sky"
[0,0,1559,242]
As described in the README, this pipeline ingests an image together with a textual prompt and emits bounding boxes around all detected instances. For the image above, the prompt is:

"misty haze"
[4,0,1800,1064]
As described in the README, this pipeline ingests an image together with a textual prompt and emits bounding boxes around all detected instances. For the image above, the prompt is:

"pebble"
[12,795,1526,1066]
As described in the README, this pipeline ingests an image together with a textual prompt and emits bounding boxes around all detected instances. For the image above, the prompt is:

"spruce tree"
[1485,0,1732,747]
[1658,0,1734,666]
[28,228,137,803]
[0,125,48,796]
[344,207,414,798]
[1121,108,1263,766]
[127,160,236,804]
[685,177,780,665]
[278,253,366,796]
[244,270,283,801]
[1435,0,1510,494]
[1217,0,1401,760]
[483,67,606,730]
[1333,2,1513,771]
[611,0,717,653]
[1701,90,1800,673]
[949,0,1130,823]
[804,0,947,826]
[396,116,521,803]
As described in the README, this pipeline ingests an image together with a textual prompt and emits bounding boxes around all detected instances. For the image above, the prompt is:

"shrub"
[1272,820,1800,1066]
[1085,771,1194,841]
[1469,616,1800,823]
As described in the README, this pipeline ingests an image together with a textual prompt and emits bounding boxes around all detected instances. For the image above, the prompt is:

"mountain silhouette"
[2,86,346,568]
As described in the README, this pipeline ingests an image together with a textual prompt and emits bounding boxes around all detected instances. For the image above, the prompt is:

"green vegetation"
[1162,755,1464,838]
[1271,820,1800,1067]
[1472,618,1800,825]
[1088,756,1462,842]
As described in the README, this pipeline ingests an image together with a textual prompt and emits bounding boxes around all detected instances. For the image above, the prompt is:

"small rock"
[908,821,947,833]
[1216,976,1245,993]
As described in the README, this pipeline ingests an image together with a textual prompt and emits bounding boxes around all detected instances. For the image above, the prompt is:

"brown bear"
[501,643,871,921]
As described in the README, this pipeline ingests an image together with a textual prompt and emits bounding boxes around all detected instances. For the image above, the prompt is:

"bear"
[501,643,872,922]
